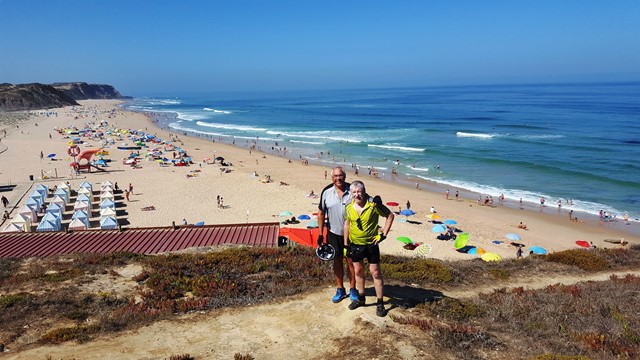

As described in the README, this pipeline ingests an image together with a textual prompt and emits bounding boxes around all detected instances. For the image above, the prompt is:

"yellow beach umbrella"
[481,252,502,262]
[426,214,441,220]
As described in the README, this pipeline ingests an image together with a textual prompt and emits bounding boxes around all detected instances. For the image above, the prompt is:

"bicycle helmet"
[315,243,336,261]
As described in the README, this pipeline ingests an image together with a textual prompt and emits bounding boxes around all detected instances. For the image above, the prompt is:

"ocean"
[124,82,640,223]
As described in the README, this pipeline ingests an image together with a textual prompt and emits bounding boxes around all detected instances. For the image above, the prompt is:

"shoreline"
[141,106,640,238]
[1,100,638,262]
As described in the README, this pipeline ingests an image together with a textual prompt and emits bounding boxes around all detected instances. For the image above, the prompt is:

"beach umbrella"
[505,233,521,241]
[47,153,56,158]
[386,201,399,207]
[396,236,413,245]
[480,252,502,262]
[454,233,470,249]
[529,246,548,255]
[399,209,416,217]
[443,219,458,225]
[426,214,441,220]
[467,246,478,255]
[215,156,224,161]
[306,219,319,229]
[298,214,311,220]
[194,221,205,226]
[431,224,447,232]
[575,240,590,248]
[279,211,293,217]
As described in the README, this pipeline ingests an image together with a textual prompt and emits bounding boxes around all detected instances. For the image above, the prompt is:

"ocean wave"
[140,98,181,105]
[407,166,430,172]
[176,112,208,121]
[231,135,280,141]
[265,130,363,143]
[196,121,267,132]
[456,132,495,138]
[289,140,325,145]
[516,134,566,140]
[368,144,426,152]
[203,107,232,114]
[168,123,224,137]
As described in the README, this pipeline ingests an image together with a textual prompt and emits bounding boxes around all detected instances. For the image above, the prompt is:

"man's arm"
[317,211,326,246]
[343,218,350,247]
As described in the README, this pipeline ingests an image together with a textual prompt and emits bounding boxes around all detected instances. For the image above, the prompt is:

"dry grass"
[1,244,639,358]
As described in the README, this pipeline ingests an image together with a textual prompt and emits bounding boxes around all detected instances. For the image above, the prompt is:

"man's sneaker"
[349,288,359,302]
[376,304,387,317]
[348,298,365,310]
[332,288,347,303]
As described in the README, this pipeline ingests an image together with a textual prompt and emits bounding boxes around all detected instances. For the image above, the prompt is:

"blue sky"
[1,1,638,95]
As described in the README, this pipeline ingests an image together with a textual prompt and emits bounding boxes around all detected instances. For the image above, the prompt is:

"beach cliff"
[0,82,129,111]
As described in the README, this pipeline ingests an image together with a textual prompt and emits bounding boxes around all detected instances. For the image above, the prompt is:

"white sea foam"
[368,144,426,152]
[408,166,430,172]
[196,121,267,132]
[289,140,325,145]
[203,107,232,114]
[142,99,181,105]
[176,112,207,121]
[456,132,495,138]
[168,123,224,137]
[265,130,363,143]
[517,134,566,140]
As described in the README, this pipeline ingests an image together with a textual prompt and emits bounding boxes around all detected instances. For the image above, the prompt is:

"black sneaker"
[348,299,364,310]
[376,304,386,317]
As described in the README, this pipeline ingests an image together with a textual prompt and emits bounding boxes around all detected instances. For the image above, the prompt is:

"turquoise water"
[126,82,640,221]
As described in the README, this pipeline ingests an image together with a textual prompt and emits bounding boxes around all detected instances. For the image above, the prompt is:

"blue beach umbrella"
[505,233,521,241]
[399,209,416,216]
[529,246,548,255]
[443,219,458,225]
[298,214,311,220]
[47,153,56,158]
[432,224,447,232]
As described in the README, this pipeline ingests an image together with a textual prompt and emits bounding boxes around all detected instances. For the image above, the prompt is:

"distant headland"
[0,82,130,111]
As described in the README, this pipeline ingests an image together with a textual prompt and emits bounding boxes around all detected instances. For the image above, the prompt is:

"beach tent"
[73,201,90,212]
[35,184,49,194]
[100,198,116,210]
[54,188,69,203]
[25,197,40,212]
[71,210,90,227]
[100,216,118,230]
[68,217,88,231]
[28,194,43,209]
[77,187,92,197]
[10,214,31,232]
[46,203,63,218]
[18,205,37,224]
[33,187,47,202]
[77,193,92,204]
[101,180,113,187]
[42,212,61,229]
[36,219,57,232]
[57,182,70,191]
[100,207,116,219]
[100,185,114,194]
[100,191,115,201]
[51,195,66,208]
[2,223,24,233]
[79,181,93,191]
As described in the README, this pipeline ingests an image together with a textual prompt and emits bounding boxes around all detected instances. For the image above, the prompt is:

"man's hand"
[373,233,386,245]
[317,234,324,247]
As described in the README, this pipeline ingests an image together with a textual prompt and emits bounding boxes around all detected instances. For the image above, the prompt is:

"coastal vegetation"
[1,245,639,358]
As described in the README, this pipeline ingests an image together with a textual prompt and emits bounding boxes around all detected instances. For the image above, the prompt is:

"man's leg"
[353,261,366,295]
[333,254,345,288]
[369,263,384,299]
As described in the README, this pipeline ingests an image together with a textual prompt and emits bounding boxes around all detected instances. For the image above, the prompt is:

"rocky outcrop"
[0,82,130,111]
[0,83,79,111]
[52,82,131,100]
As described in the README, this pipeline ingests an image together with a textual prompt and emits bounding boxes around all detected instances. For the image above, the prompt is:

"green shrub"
[381,256,455,284]
[0,292,31,308]
[545,249,609,271]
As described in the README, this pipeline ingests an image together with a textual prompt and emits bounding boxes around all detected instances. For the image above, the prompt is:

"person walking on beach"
[445,189,449,200]
[124,189,130,202]
[318,166,357,303]
[1,195,8,208]
[406,200,411,210]
[455,190,459,200]
[128,183,134,195]
[344,180,394,317]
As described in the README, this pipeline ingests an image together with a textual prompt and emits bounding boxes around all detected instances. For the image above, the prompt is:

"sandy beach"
[1,100,638,261]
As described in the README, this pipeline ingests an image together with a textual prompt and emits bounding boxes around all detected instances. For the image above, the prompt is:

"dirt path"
[5,268,640,359]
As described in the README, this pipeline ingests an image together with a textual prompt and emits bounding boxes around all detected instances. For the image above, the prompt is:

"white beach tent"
[10,214,31,232]
[19,205,37,224]
[99,198,116,210]
[2,223,24,233]
[77,187,92,198]
[73,200,90,212]
[57,181,70,191]
[100,207,116,220]
[100,216,118,230]
[51,195,66,208]
[68,217,88,231]
[100,185,113,194]
[79,180,93,191]
[101,180,113,187]
[36,219,57,232]
[100,191,115,201]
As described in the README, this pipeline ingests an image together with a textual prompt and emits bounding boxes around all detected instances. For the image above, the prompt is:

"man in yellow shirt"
[343,180,394,317]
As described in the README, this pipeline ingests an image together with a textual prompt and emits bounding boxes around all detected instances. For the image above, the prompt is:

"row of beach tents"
[2,180,119,233]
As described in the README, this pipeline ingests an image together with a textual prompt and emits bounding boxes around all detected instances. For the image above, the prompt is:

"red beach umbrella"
[386,201,399,207]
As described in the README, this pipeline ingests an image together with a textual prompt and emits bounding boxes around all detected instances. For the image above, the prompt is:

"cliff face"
[52,82,131,100]
[0,83,79,111]
[0,82,130,111]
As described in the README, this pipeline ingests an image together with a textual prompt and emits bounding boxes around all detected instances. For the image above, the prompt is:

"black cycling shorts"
[327,232,345,257]
[347,244,380,264]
